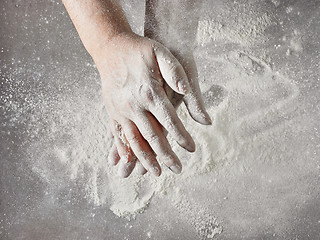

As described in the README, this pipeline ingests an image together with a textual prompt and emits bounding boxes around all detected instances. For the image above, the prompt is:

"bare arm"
[62,0,130,59]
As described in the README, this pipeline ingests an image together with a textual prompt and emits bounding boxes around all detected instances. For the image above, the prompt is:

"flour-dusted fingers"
[183,77,212,125]
[135,161,148,175]
[121,120,161,177]
[152,41,191,95]
[183,92,212,125]
[148,91,195,152]
[118,156,137,178]
[109,123,148,176]
[109,120,133,163]
[108,142,120,166]
[110,120,147,177]
[107,125,119,165]
[134,112,183,174]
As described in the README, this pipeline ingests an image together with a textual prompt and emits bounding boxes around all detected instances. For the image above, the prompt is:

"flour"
[2,46,300,239]
[197,2,275,46]
[1,2,306,239]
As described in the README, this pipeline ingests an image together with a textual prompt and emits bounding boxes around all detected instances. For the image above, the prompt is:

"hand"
[106,42,212,178]
[96,32,197,177]
[62,0,210,178]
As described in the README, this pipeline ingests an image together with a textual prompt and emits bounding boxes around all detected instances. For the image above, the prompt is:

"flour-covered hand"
[97,32,196,177]
[62,0,205,178]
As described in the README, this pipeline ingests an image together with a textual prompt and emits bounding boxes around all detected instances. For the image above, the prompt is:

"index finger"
[147,90,196,152]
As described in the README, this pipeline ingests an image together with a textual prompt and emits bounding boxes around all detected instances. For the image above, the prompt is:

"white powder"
[271,0,281,8]
[3,47,299,239]
[196,3,275,46]
[2,3,306,239]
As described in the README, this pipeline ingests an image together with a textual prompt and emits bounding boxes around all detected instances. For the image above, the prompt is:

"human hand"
[105,41,211,178]
[62,0,210,178]
[95,32,199,177]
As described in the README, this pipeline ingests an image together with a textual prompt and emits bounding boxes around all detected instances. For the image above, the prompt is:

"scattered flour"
[1,2,305,239]
[196,2,275,46]
[271,0,281,8]
[3,47,301,239]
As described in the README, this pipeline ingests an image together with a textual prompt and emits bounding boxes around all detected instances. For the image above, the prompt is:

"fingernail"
[169,164,182,174]
[120,155,130,163]
[185,143,196,152]
[178,80,191,94]
[185,136,196,152]
[118,167,130,178]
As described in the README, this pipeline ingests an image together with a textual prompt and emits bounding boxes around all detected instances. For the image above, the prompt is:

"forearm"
[62,0,132,58]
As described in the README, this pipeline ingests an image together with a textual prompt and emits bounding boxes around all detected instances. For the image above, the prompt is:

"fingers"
[175,55,212,126]
[109,114,186,176]
[109,120,132,163]
[148,91,195,152]
[121,120,162,177]
[110,143,148,176]
[107,125,120,165]
[153,42,191,95]
[117,156,137,178]
[109,119,156,177]
[183,80,212,125]
[135,161,148,175]
[109,136,147,177]
[109,120,138,178]
[108,143,120,166]
[134,111,183,174]
[153,44,211,125]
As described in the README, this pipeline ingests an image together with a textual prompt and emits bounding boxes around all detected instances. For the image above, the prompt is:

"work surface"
[1,0,320,239]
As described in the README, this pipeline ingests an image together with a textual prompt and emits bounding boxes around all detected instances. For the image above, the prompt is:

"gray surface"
[1,0,320,239]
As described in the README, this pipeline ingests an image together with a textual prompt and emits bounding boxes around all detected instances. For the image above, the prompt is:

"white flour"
[197,1,275,46]
[3,48,300,239]
[2,2,308,239]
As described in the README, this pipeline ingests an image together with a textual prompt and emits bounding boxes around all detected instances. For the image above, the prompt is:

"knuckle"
[137,150,152,161]
[144,133,159,144]
[139,84,160,105]
[126,101,137,113]
[166,120,177,132]
[123,99,140,118]
[168,63,183,77]
[169,64,187,83]
[144,88,155,104]
[168,64,178,73]
[126,134,141,145]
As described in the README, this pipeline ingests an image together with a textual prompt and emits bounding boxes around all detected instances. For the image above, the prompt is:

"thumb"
[152,41,191,95]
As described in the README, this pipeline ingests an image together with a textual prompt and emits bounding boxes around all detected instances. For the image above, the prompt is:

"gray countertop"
[1,0,319,239]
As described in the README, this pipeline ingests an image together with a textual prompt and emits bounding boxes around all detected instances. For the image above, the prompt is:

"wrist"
[91,30,137,66]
